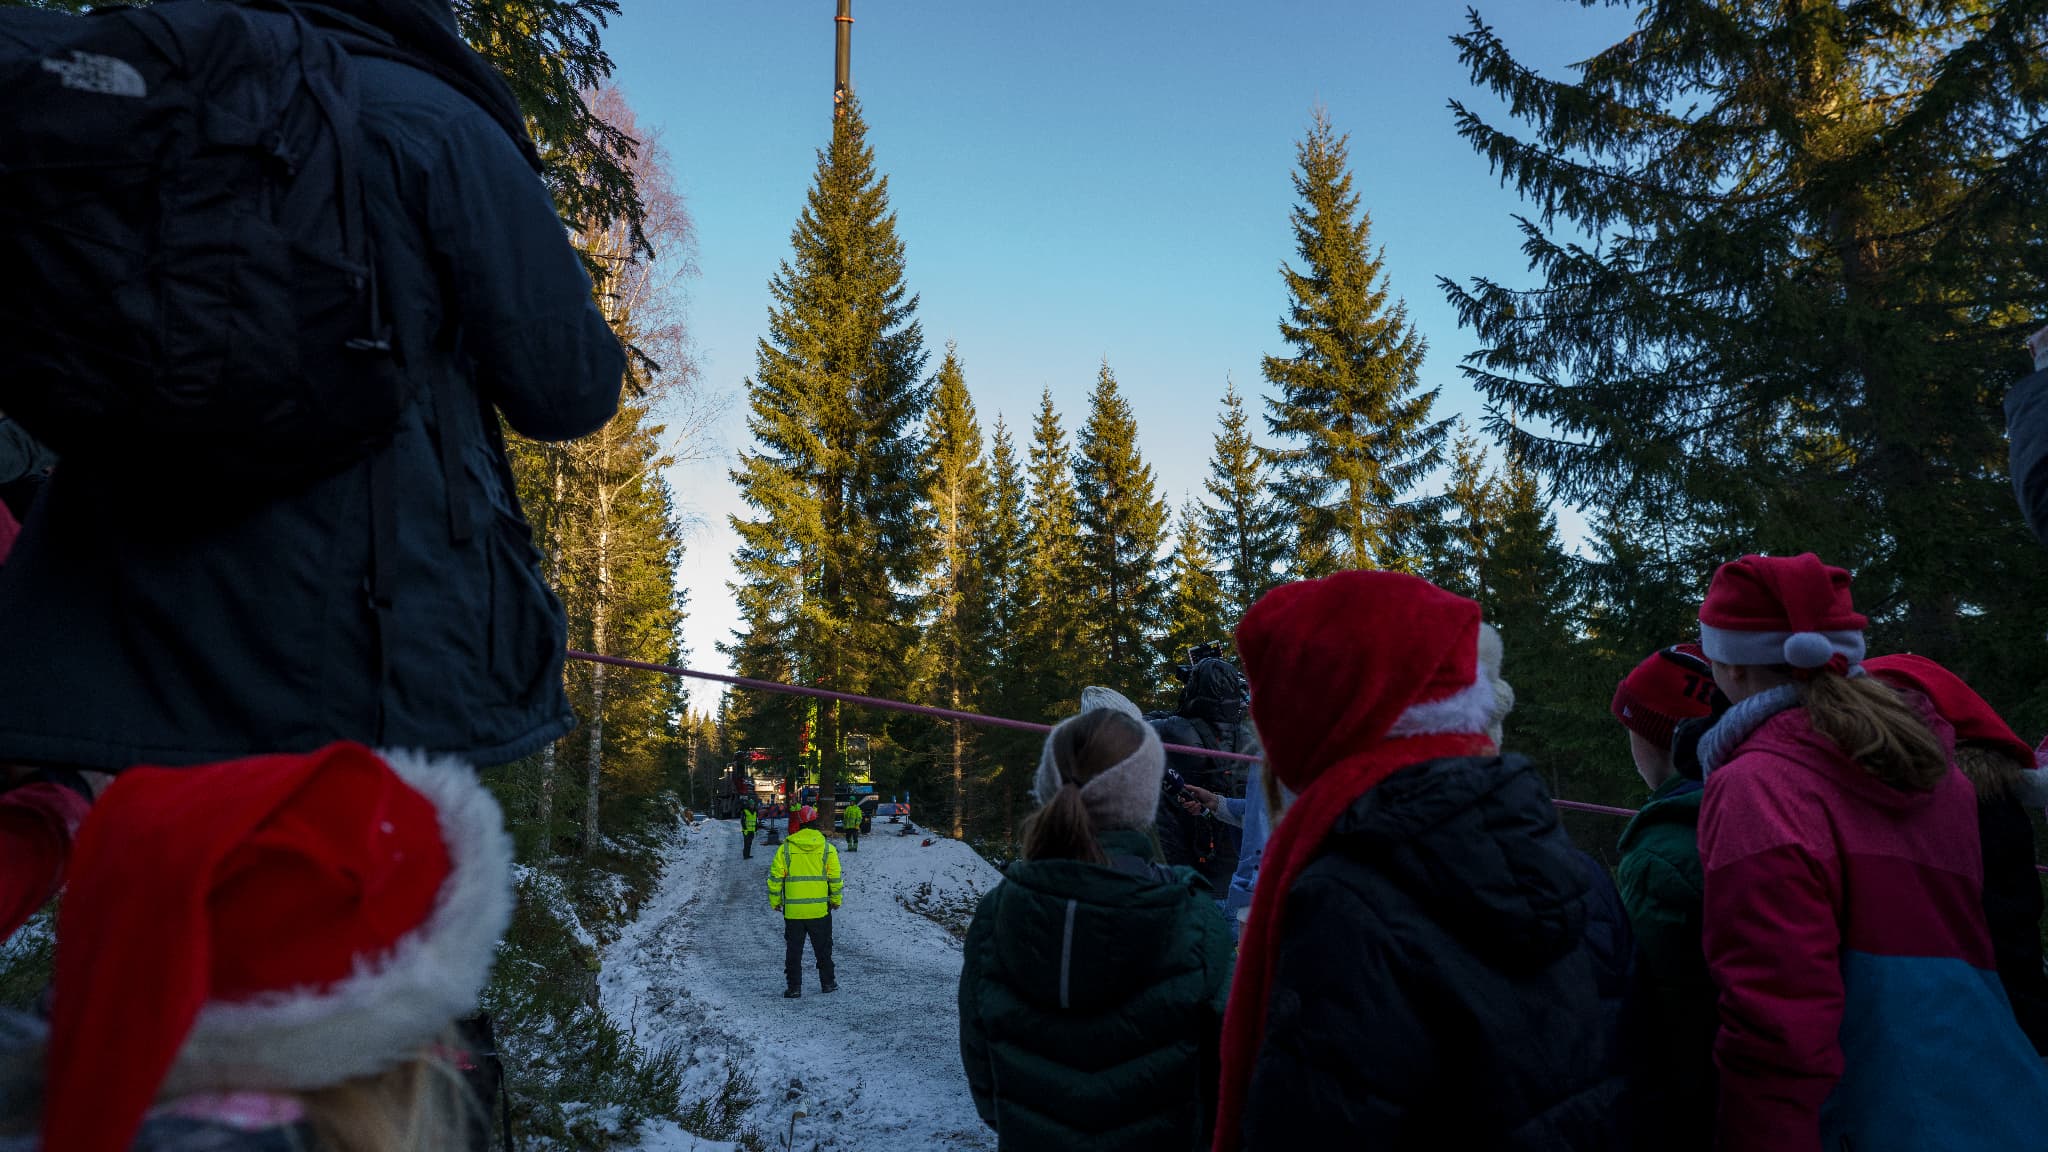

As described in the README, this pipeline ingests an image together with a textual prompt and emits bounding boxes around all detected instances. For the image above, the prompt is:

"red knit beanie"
[1611,643,1718,750]
[43,742,513,1152]
[1699,553,1867,672]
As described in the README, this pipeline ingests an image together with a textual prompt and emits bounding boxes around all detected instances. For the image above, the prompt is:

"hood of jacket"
[1616,776,1703,855]
[781,826,829,855]
[987,830,1204,1014]
[1321,755,1591,971]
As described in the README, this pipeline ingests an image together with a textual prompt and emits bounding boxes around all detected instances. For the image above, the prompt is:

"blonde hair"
[1804,674,1950,794]
[301,1045,479,1152]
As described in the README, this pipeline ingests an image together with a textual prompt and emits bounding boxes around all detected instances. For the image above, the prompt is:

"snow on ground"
[603,815,1003,1151]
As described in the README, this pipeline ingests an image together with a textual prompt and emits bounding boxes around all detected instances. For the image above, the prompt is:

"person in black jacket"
[2006,326,2048,546]
[1151,656,1250,894]
[1214,572,1627,1152]
[0,0,622,772]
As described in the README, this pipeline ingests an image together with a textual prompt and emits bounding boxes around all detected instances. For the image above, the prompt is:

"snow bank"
[603,816,1002,1151]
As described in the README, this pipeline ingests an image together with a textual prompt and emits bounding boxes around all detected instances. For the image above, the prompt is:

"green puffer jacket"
[957,829,1233,1152]
[1615,776,1715,1152]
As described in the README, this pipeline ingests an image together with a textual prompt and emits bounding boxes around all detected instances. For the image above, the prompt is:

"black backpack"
[0,0,404,496]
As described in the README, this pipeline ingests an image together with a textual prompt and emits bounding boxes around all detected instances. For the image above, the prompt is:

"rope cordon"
[569,649,1634,809]
[571,650,2035,861]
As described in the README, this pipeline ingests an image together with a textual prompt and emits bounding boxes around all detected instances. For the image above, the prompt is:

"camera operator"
[1151,647,1254,897]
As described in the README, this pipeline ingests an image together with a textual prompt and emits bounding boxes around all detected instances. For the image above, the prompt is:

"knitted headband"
[1032,709,1165,831]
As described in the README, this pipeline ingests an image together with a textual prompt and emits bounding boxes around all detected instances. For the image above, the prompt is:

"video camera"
[1173,641,1228,684]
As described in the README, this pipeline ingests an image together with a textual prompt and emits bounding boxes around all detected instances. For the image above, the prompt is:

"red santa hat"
[1864,654,2035,769]
[1698,553,1868,673]
[43,742,513,1152]
[1611,643,1718,750]
[1215,571,1509,1151]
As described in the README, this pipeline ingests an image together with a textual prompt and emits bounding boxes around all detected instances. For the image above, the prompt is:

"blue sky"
[603,0,1637,683]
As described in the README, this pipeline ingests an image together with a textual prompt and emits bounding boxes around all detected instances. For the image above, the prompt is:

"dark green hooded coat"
[958,829,1233,1152]
[1615,776,1714,1151]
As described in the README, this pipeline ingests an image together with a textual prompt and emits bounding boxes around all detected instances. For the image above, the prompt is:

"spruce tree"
[1424,423,1501,605]
[977,415,1036,837]
[1264,110,1452,576]
[1444,4,2048,706]
[1074,361,1169,692]
[981,417,1028,655]
[729,95,929,816]
[1009,390,1087,721]
[1201,381,1290,626]
[1159,501,1230,706]
[918,344,989,838]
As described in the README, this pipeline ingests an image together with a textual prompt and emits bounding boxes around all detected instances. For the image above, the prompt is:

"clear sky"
[602,0,1637,688]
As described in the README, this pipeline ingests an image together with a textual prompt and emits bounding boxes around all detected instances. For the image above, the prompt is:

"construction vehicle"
[711,748,784,820]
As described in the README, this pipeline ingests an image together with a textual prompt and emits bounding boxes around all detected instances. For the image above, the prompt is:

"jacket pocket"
[482,510,566,711]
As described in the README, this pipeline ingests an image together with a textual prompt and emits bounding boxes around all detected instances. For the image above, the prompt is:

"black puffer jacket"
[0,3,621,770]
[1242,755,1629,1152]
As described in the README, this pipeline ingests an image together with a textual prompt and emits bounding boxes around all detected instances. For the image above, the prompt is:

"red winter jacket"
[0,781,89,940]
[1698,698,2048,1152]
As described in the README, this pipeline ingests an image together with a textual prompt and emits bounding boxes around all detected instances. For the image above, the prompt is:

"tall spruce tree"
[728,95,929,816]
[1074,361,1169,691]
[1264,110,1452,576]
[1202,381,1290,626]
[1160,501,1230,706]
[977,415,1036,837]
[1009,390,1087,722]
[1444,4,2048,715]
[918,344,989,838]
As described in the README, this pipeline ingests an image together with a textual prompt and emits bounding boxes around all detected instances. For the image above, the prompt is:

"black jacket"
[0,22,621,770]
[1242,755,1629,1152]
[2008,365,2048,547]
[1151,714,1245,895]
[1980,794,2048,1054]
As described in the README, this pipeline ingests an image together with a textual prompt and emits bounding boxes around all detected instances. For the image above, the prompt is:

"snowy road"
[603,816,1002,1151]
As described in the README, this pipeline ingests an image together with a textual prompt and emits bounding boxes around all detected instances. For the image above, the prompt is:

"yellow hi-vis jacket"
[741,809,757,834]
[769,827,841,920]
[842,804,863,832]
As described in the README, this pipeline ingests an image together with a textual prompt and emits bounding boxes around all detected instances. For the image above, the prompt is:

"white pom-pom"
[1783,632,1834,668]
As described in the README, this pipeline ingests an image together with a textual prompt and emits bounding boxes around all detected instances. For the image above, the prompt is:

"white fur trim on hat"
[161,750,514,1096]
[1699,622,1865,670]
[1387,623,1513,742]
[1033,714,1166,830]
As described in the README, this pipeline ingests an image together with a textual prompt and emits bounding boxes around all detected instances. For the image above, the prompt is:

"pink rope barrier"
[568,649,2048,872]
[566,649,1259,764]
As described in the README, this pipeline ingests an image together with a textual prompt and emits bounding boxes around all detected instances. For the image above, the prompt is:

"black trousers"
[784,913,834,992]
[845,827,859,851]
[742,831,755,859]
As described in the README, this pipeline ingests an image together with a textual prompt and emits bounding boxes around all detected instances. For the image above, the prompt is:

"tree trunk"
[583,510,611,859]
[950,717,965,840]
[536,449,566,858]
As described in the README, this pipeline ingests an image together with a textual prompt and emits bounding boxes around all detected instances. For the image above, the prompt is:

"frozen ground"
[602,815,1002,1151]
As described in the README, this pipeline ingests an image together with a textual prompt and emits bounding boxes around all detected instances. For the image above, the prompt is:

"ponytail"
[1021,709,1145,864]
[1803,673,1950,793]
[1022,781,1107,865]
